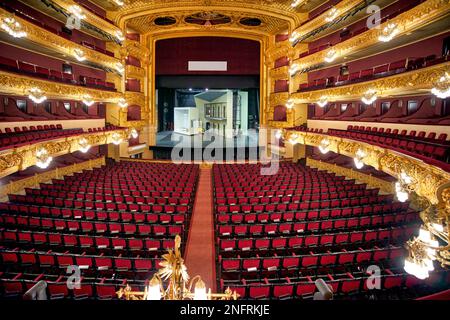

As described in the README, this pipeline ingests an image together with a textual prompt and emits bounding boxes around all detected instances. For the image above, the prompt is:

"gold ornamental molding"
[124,91,145,106]
[0,129,128,179]
[270,66,289,80]
[0,157,106,199]
[125,40,150,62]
[265,42,291,64]
[0,9,120,72]
[306,157,395,195]
[292,0,450,71]
[126,65,146,79]
[267,105,294,128]
[51,0,122,37]
[0,70,124,103]
[269,92,290,106]
[290,62,450,103]
[284,129,450,205]
[292,0,365,40]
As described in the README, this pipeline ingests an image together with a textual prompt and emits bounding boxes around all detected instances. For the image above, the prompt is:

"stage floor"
[155,129,259,148]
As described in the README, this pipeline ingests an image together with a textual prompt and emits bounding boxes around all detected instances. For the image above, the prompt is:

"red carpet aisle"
[184,166,216,291]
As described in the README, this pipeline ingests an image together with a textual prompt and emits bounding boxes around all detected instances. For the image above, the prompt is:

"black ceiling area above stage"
[155,75,260,89]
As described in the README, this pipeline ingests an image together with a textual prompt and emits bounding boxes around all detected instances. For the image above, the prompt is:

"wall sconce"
[130,128,139,139]
[36,147,52,169]
[361,89,378,105]
[318,138,330,154]
[78,137,91,153]
[404,228,438,280]
[289,31,300,43]
[289,64,300,76]
[1,17,27,38]
[378,23,399,42]
[325,7,339,22]
[73,48,86,62]
[275,129,283,140]
[82,95,95,106]
[68,5,86,20]
[324,49,337,63]
[286,99,294,109]
[115,30,125,42]
[317,96,328,107]
[118,97,128,108]
[115,62,125,74]
[431,72,450,99]
[288,133,299,145]
[28,87,47,104]
[353,148,366,169]
[395,170,413,202]
[111,132,123,145]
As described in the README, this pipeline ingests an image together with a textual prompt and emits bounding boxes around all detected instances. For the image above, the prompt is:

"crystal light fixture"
[275,129,283,140]
[353,148,366,169]
[317,96,328,107]
[1,17,27,38]
[378,23,399,42]
[286,99,294,109]
[78,137,91,153]
[289,31,300,44]
[115,30,125,42]
[35,148,52,169]
[73,48,86,62]
[325,7,339,22]
[431,73,450,99]
[82,95,94,107]
[289,64,300,76]
[395,170,413,202]
[361,89,378,105]
[288,133,299,145]
[111,132,123,145]
[68,5,86,20]
[116,235,239,300]
[115,62,125,74]
[130,128,139,139]
[324,49,337,63]
[318,138,330,154]
[118,97,128,108]
[28,87,47,104]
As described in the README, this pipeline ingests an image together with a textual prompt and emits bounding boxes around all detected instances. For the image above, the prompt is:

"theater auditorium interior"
[0,0,449,306]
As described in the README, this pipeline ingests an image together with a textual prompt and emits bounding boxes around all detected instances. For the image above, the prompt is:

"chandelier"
[395,170,414,203]
[68,5,86,20]
[1,17,27,38]
[324,49,337,63]
[78,137,91,153]
[82,95,94,106]
[361,89,378,105]
[318,138,330,154]
[325,7,339,22]
[289,64,300,76]
[317,96,328,107]
[28,87,47,104]
[111,132,123,145]
[378,23,399,42]
[353,148,366,169]
[130,128,139,139]
[115,62,125,74]
[118,97,128,108]
[289,31,300,44]
[117,235,239,300]
[275,129,283,140]
[115,30,125,42]
[288,133,299,145]
[73,48,86,62]
[35,147,52,169]
[285,99,294,109]
[431,72,450,99]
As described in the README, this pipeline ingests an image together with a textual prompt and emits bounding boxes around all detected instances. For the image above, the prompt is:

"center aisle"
[184,166,216,291]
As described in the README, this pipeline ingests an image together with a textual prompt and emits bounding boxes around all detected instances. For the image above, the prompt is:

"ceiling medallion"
[239,17,262,27]
[185,12,231,27]
[154,16,177,26]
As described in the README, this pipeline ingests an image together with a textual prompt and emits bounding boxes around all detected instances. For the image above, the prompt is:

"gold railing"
[291,0,450,71]
[290,62,450,103]
[126,64,145,79]
[0,9,121,71]
[0,129,128,179]
[0,70,123,103]
[0,157,105,198]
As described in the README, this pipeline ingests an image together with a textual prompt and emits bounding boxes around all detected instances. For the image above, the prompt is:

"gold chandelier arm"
[187,275,202,294]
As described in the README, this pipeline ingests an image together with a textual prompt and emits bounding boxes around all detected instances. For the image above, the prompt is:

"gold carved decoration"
[126,64,146,79]
[0,9,120,72]
[292,0,450,71]
[0,129,127,179]
[270,66,289,80]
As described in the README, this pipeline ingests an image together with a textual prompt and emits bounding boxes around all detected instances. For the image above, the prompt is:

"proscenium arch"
[145,31,270,147]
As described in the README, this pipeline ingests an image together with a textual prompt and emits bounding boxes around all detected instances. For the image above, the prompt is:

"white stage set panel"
[188,61,228,71]
[174,107,200,135]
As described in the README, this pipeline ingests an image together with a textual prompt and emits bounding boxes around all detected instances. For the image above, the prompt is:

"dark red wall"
[155,37,260,75]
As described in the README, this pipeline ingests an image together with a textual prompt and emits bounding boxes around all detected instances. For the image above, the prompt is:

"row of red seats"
[25,188,191,205]
[298,55,448,92]
[8,195,189,214]
[216,202,410,224]
[1,229,176,254]
[220,245,405,274]
[0,57,115,91]
[218,225,418,252]
[0,128,83,150]
[0,203,186,225]
[216,211,418,238]
[0,214,184,238]
[51,180,195,191]
[1,124,62,134]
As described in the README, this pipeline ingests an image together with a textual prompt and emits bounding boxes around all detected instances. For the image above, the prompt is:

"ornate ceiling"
[105,0,325,36]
